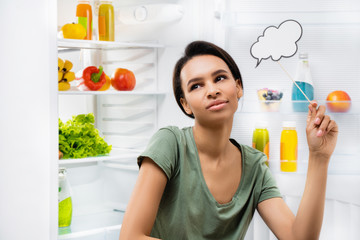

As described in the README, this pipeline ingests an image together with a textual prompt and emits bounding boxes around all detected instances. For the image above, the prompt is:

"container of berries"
[257,88,283,112]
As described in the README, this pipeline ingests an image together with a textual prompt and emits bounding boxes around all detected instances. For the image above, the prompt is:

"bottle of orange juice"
[98,0,115,41]
[76,0,93,40]
[252,121,270,166]
[280,121,298,172]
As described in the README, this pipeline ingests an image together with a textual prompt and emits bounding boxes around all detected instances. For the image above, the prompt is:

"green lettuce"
[59,113,112,159]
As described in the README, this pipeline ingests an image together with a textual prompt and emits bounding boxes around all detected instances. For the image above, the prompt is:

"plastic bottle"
[252,121,270,166]
[76,0,93,40]
[58,167,73,227]
[280,121,298,172]
[98,0,115,41]
[292,53,314,112]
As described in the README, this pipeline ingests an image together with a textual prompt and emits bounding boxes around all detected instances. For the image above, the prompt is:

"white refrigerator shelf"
[58,209,124,239]
[59,153,139,166]
[58,89,167,95]
[58,38,164,50]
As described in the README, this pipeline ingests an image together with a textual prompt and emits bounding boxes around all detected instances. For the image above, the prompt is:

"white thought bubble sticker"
[250,20,303,67]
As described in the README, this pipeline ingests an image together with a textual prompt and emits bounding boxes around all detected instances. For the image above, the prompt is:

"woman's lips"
[206,100,228,111]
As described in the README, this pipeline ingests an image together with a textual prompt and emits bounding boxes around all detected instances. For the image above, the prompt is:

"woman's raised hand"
[306,101,338,160]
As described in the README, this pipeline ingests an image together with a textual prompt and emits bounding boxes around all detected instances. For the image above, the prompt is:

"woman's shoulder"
[157,125,192,138]
[230,139,267,165]
[243,144,266,159]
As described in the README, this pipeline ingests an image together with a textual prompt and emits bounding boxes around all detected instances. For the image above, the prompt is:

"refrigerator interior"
[57,0,360,239]
[223,0,360,239]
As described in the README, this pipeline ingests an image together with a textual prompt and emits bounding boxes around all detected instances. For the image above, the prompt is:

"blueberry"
[267,90,273,96]
[279,92,283,99]
[265,95,272,100]
[262,93,267,98]
[272,95,279,100]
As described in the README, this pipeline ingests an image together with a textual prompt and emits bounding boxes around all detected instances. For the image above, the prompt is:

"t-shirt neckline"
[189,127,245,208]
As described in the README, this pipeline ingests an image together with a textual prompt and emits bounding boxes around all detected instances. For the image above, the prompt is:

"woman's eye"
[215,75,226,82]
[190,84,200,91]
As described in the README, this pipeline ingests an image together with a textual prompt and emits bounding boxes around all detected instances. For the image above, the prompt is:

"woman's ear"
[180,97,193,116]
[236,79,243,99]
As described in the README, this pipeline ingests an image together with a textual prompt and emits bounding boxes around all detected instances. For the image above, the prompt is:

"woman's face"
[180,55,243,124]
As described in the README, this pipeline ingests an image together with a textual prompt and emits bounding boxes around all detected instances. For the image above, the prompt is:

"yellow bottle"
[98,0,115,41]
[280,121,298,172]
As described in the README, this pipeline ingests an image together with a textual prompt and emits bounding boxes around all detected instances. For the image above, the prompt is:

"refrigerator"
[0,0,359,239]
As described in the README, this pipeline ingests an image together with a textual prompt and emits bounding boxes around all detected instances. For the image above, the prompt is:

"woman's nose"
[207,83,220,98]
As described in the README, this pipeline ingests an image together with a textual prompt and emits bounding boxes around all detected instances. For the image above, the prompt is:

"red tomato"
[326,90,351,112]
[111,68,136,91]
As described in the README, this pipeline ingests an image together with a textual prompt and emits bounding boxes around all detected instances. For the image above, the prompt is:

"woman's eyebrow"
[187,69,229,87]
[211,69,228,76]
[187,77,202,87]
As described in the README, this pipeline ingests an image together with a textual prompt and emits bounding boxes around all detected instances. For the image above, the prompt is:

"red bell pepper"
[82,66,106,91]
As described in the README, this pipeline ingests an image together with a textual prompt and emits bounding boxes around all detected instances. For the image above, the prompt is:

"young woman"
[119,41,338,240]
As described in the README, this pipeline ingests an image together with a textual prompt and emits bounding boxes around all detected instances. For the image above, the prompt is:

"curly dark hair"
[172,41,243,118]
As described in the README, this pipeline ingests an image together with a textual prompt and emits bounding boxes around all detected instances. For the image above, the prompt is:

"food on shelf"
[76,0,93,40]
[58,58,64,71]
[62,60,73,73]
[98,0,115,41]
[257,88,283,112]
[98,74,111,91]
[60,23,87,40]
[111,68,136,91]
[58,58,75,91]
[59,113,112,159]
[76,66,107,91]
[258,88,283,101]
[326,90,351,113]
[280,121,298,172]
[292,53,314,112]
[252,121,270,166]
[58,167,73,227]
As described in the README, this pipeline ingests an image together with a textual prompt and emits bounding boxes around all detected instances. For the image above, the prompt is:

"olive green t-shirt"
[138,126,281,240]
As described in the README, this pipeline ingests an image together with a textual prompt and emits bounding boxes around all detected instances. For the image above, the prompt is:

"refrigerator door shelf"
[269,154,360,175]
[274,174,360,206]
[240,99,358,114]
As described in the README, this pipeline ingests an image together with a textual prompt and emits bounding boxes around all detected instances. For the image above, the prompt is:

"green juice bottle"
[58,167,73,228]
[252,121,270,166]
